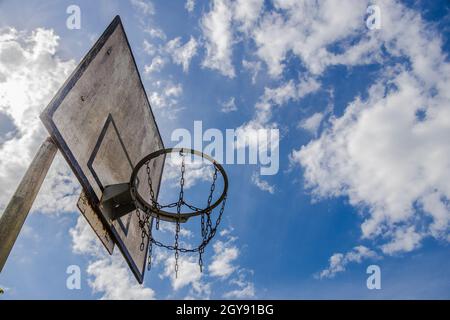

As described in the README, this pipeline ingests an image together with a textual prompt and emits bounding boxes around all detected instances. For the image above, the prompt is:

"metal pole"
[0,137,57,271]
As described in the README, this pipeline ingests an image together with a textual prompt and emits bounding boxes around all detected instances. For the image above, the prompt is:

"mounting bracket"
[100,183,135,221]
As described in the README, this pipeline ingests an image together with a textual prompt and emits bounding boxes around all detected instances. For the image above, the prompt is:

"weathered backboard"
[40,16,164,283]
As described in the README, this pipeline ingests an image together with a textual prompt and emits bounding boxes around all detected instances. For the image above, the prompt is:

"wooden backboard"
[40,16,164,283]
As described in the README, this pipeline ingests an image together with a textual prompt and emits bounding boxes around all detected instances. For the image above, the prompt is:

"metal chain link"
[199,245,204,272]
[146,161,160,232]
[201,212,205,239]
[197,166,218,271]
[174,150,185,278]
[133,151,227,278]
[147,240,153,271]
[146,161,156,205]
[148,190,227,253]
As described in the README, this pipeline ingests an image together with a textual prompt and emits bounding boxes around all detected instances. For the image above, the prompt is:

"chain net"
[134,150,227,277]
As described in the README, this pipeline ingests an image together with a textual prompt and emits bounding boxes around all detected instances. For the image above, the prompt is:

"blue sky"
[0,0,449,299]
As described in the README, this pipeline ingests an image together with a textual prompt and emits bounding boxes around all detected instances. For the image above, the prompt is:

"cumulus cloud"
[293,1,450,258]
[33,155,80,214]
[208,239,239,279]
[298,112,324,136]
[251,172,274,194]
[318,246,379,279]
[201,0,235,78]
[381,227,423,255]
[144,27,166,40]
[295,71,450,254]
[157,250,207,293]
[199,0,263,78]
[235,76,319,156]
[70,215,103,256]
[0,27,76,212]
[88,257,156,300]
[70,216,155,299]
[265,77,320,105]
[144,55,165,74]
[70,208,252,300]
[148,81,184,118]
[142,39,156,56]
[255,76,320,125]
[242,59,261,84]
[233,0,264,34]
[166,37,198,72]
[224,269,255,299]
[130,0,155,16]
[185,0,195,13]
[152,225,254,299]
[253,0,374,77]
[220,97,237,113]
[198,0,378,80]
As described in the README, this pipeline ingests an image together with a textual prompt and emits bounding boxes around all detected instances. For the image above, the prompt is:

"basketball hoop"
[130,148,228,277]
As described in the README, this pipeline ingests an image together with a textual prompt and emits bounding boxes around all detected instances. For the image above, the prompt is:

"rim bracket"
[100,183,135,221]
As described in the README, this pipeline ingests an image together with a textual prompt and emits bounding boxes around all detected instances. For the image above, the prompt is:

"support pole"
[0,137,57,271]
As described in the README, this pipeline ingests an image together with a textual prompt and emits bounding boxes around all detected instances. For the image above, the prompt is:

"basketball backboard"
[40,16,164,283]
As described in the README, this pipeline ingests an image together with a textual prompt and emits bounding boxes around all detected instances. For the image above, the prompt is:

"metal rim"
[130,148,228,222]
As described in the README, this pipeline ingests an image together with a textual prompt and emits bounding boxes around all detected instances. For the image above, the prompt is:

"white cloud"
[151,226,254,299]
[198,0,264,78]
[70,216,155,299]
[293,1,450,256]
[263,80,296,106]
[208,240,239,279]
[252,0,372,77]
[154,249,211,299]
[144,55,165,74]
[251,172,274,194]
[220,97,237,113]
[381,227,423,255]
[143,39,156,56]
[242,59,261,84]
[70,213,253,300]
[148,81,184,118]
[32,155,80,214]
[235,76,320,154]
[201,0,235,78]
[165,83,183,97]
[130,0,155,16]
[0,27,76,212]
[224,282,255,298]
[197,0,377,80]
[294,70,450,252]
[88,257,156,300]
[69,214,103,256]
[185,0,195,13]
[298,112,324,136]
[144,27,166,40]
[159,251,204,291]
[224,269,255,298]
[318,246,379,279]
[257,77,320,124]
[234,0,264,33]
[166,37,198,72]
